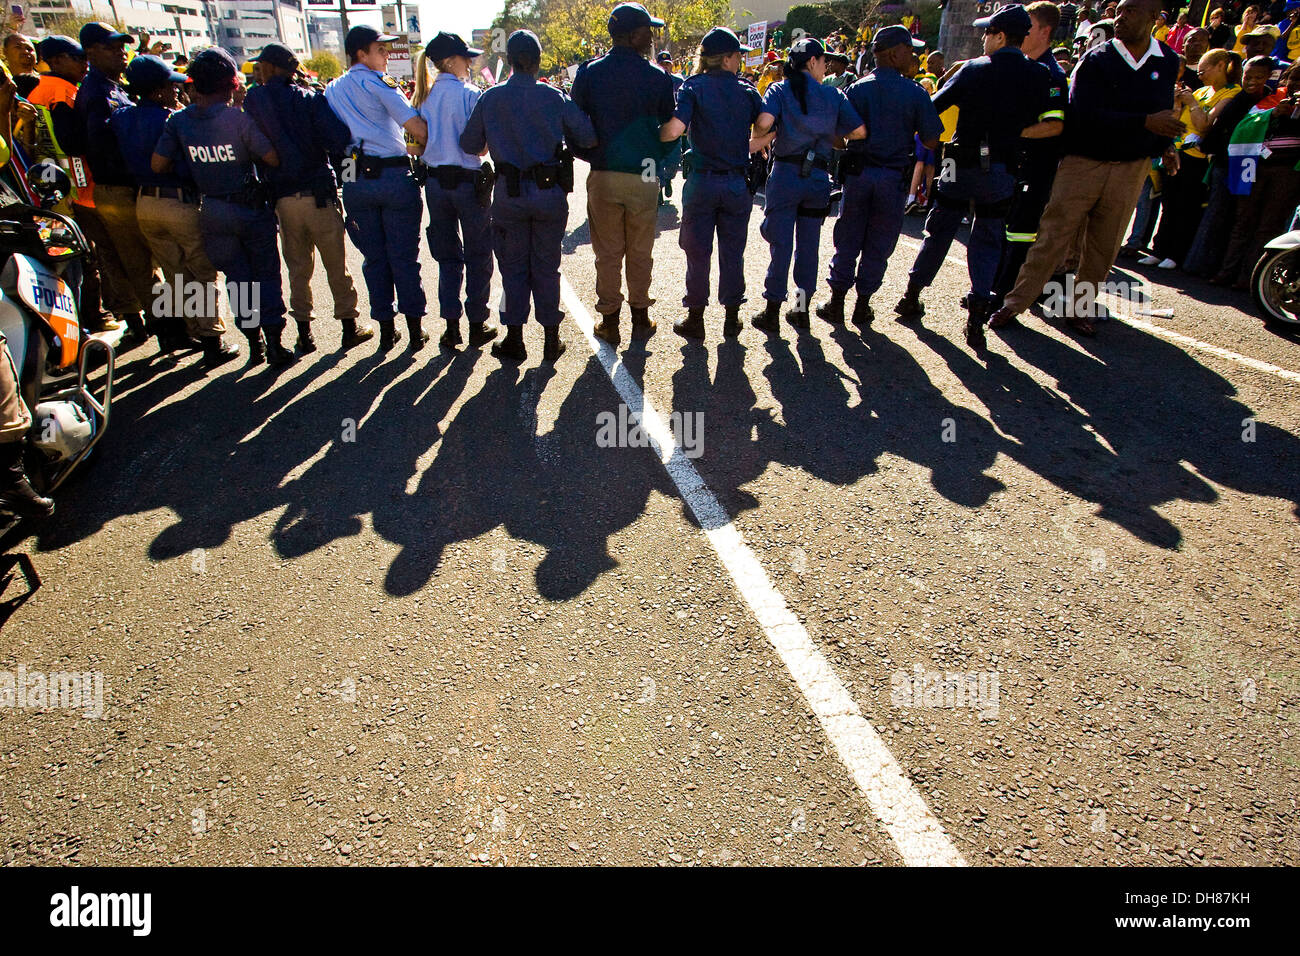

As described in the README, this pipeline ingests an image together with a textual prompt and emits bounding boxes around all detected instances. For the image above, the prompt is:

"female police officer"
[750,37,865,336]
[658,26,765,341]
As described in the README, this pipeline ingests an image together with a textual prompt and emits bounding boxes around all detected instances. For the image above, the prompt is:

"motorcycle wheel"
[1250,246,1300,327]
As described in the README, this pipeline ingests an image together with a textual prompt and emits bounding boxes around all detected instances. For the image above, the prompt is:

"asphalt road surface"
[2,163,1297,867]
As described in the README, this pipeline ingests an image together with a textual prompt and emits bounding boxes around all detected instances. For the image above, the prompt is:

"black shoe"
[851,298,875,328]
[752,300,781,334]
[723,305,742,337]
[296,320,317,354]
[674,307,706,340]
[894,291,925,323]
[965,297,991,351]
[467,322,499,348]
[492,330,527,363]
[816,291,846,324]
[543,326,566,362]
[245,329,266,366]
[265,329,296,367]
[630,306,656,341]
[439,319,463,349]
[0,443,53,520]
[340,320,375,349]
[202,336,240,370]
[379,321,403,352]
[593,310,620,345]
[406,316,430,352]
[785,307,810,331]
[121,312,148,345]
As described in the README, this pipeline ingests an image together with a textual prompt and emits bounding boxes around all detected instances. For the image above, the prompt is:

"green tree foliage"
[303,51,343,81]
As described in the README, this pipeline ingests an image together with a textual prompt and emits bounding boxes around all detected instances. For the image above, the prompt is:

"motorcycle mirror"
[28,160,71,209]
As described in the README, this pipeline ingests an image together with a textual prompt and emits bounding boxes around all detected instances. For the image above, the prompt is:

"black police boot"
[816,289,847,324]
[491,325,527,363]
[202,335,240,370]
[630,306,656,341]
[673,307,706,341]
[467,321,499,348]
[785,299,811,331]
[751,299,781,334]
[723,305,742,337]
[265,326,296,368]
[851,297,875,328]
[121,312,148,346]
[593,309,620,346]
[965,296,990,352]
[406,316,430,352]
[340,318,375,350]
[440,318,462,349]
[296,320,317,354]
[244,328,266,367]
[378,320,403,353]
[0,441,54,520]
[543,324,566,362]
[894,279,926,323]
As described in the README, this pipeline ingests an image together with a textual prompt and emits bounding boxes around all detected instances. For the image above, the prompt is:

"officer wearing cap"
[750,36,866,336]
[244,42,372,355]
[414,31,499,351]
[112,54,240,369]
[658,26,764,341]
[570,3,675,346]
[895,3,1053,351]
[73,21,154,344]
[459,30,597,363]
[822,51,855,90]
[324,25,430,353]
[819,26,941,329]
[655,49,684,205]
[152,48,293,368]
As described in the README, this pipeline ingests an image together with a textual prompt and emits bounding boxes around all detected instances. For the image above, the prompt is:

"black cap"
[789,36,826,60]
[608,3,664,37]
[253,42,298,70]
[36,35,84,63]
[345,25,400,57]
[873,25,926,52]
[187,47,238,91]
[700,26,751,56]
[79,21,134,50]
[425,31,481,61]
[506,30,542,58]
[825,51,850,64]
[656,51,672,63]
[124,53,187,94]
[974,3,1033,36]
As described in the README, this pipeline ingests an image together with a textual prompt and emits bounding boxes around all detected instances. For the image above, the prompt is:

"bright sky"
[416,0,506,39]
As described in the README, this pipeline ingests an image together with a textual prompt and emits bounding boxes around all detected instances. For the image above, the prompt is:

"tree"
[304,51,343,82]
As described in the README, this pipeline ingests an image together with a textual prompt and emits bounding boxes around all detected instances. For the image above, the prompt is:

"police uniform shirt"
[72,66,134,186]
[459,70,597,171]
[570,46,675,174]
[418,71,482,170]
[761,77,863,162]
[843,66,943,170]
[323,63,417,159]
[932,46,1053,161]
[156,103,273,197]
[110,101,188,190]
[672,69,763,172]
[244,75,352,200]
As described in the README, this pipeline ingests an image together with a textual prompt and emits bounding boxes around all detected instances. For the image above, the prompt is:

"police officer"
[655,50,684,204]
[112,54,240,369]
[658,26,763,341]
[324,25,429,353]
[244,42,373,354]
[819,26,941,329]
[415,31,498,351]
[895,4,1053,351]
[152,48,293,367]
[750,37,866,336]
[458,30,596,363]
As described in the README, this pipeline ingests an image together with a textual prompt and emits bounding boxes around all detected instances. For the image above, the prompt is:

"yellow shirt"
[1181,84,1239,159]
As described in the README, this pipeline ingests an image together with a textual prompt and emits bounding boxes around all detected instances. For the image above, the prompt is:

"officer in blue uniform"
[152,48,293,368]
[895,4,1053,350]
[655,50,683,204]
[658,26,763,341]
[324,25,430,353]
[416,31,498,351]
[819,26,942,329]
[750,37,866,336]
[459,30,597,364]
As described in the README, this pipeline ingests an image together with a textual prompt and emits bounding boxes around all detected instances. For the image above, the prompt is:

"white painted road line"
[559,274,966,867]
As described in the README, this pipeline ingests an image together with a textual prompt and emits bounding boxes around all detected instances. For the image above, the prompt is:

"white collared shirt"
[1111,36,1163,72]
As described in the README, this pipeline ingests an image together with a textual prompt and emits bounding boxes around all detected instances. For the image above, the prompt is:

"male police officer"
[459,30,597,363]
[152,48,292,367]
[895,4,1053,350]
[819,25,941,328]
[325,25,429,353]
[245,42,372,354]
[571,3,675,345]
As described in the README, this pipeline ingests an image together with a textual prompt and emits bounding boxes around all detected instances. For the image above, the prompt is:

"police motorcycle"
[0,160,115,503]
[1252,203,1300,330]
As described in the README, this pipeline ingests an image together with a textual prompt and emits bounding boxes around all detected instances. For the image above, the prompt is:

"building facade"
[212,0,309,59]
[15,1,215,56]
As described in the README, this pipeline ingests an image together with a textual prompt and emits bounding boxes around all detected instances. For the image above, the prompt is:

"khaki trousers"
[587,170,659,315]
[135,194,226,337]
[275,193,359,324]
[0,333,31,442]
[1005,155,1148,316]
[85,184,158,317]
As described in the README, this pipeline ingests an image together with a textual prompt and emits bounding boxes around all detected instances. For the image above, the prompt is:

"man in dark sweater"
[989,0,1183,336]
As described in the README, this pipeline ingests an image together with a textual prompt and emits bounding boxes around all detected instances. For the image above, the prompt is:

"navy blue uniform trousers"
[679,170,752,308]
[342,165,426,323]
[424,178,492,322]
[828,164,910,296]
[761,162,831,304]
[490,179,567,327]
[909,162,1015,300]
[199,198,285,331]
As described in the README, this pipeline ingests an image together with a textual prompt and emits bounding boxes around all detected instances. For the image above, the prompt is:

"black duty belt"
[691,167,746,176]
[774,153,831,172]
[425,164,478,186]
[138,185,193,202]
[362,155,413,170]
